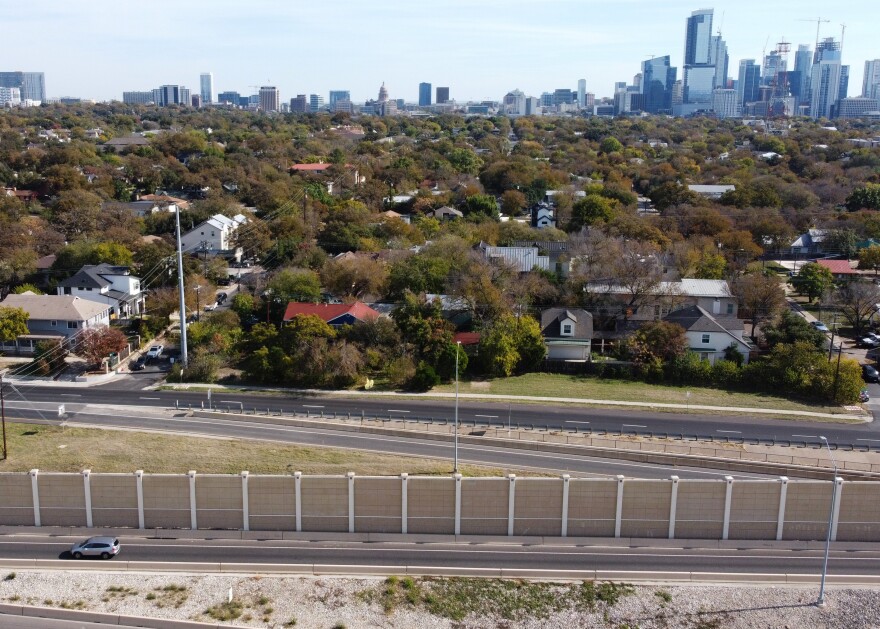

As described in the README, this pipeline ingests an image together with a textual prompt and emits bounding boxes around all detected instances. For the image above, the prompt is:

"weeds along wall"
[0,471,878,542]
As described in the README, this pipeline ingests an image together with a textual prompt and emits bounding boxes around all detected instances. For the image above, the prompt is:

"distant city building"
[436,86,449,103]
[418,82,431,106]
[736,59,761,108]
[290,94,307,113]
[810,37,842,119]
[682,9,715,105]
[309,94,325,112]
[332,99,352,113]
[199,72,213,104]
[577,78,586,108]
[0,87,21,106]
[711,35,728,89]
[832,97,880,119]
[0,71,45,102]
[217,91,240,106]
[503,89,526,115]
[191,94,202,108]
[525,96,542,115]
[329,90,350,108]
[711,88,738,118]
[259,86,280,112]
[865,60,880,99]
[840,65,850,99]
[553,88,574,106]
[794,45,813,103]
[122,91,154,105]
[641,56,676,114]
[378,83,389,102]
[154,85,190,107]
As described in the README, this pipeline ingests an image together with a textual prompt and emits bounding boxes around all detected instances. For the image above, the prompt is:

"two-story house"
[57,264,145,319]
[0,293,111,355]
[540,308,593,360]
[663,305,751,364]
[180,214,247,257]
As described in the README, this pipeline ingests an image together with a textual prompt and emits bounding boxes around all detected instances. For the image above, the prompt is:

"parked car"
[866,332,880,344]
[204,302,218,311]
[216,292,227,304]
[146,345,163,358]
[70,536,120,560]
[858,337,880,349]
[863,364,880,383]
[810,321,830,333]
[216,277,231,286]
[131,356,147,371]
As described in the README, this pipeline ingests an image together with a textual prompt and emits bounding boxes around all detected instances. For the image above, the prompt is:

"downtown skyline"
[2,0,878,104]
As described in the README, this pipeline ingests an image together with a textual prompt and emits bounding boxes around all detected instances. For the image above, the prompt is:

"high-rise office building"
[309,94,325,112]
[259,86,280,112]
[217,91,240,106]
[553,88,574,106]
[810,37,842,119]
[0,72,46,102]
[641,56,676,114]
[122,91,154,105]
[290,95,307,113]
[832,97,880,119]
[794,45,812,102]
[154,85,189,106]
[682,9,715,105]
[584,92,595,111]
[711,88,738,118]
[864,60,880,100]
[0,87,21,106]
[200,73,213,104]
[502,89,526,115]
[191,94,202,108]
[839,66,850,99]
[736,59,761,107]
[711,35,728,89]
[436,86,449,103]
[577,79,586,108]
[762,50,786,87]
[418,82,432,107]
[329,90,350,108]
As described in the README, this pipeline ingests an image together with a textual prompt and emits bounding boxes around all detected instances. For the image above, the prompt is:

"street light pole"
[454,341,460,474]
[817,435,839,607]
[1,374,7,461]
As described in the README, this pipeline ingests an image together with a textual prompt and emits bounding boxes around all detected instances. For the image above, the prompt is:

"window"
[726,303,734,315]
[50,320,57,327]
[86,287,92,291]
[562,323,573,336]
[701,333,710,344]
[67,321,78,329]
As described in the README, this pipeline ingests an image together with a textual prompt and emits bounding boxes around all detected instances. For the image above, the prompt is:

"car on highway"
[810,321,830,333]
[146,345,163,358]
[863,364,880,383]
[70,536,120,560]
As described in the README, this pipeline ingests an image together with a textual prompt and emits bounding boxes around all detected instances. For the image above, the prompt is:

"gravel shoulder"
[1,570,880,628]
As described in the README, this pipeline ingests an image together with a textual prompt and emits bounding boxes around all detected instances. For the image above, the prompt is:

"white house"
[531,204,556,229]
[687,184,736,199]
[57,264,145,318]
[180,213,247,256]
[663,305,751,364]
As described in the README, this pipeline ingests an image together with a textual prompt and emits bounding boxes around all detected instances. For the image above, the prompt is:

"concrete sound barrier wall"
[2,472,878,543]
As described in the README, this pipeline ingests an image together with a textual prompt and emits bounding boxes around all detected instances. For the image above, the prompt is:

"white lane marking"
[791,434,819,438]
[857,438,880,442]
[139,397,160,400]
[474,415,498,419]
[622,424,647,428]
[565,421,591,425]
[59,394,81,397]
[302,405,324,408]
[717,430,742,434]
[388,409,411,413]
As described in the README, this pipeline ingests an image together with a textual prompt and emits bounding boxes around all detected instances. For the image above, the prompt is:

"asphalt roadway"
[5,380,880,449]
[0,533,879,577]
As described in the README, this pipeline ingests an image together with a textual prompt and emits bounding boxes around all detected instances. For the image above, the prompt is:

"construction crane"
[797,17,830,49]
[840,23,847,53]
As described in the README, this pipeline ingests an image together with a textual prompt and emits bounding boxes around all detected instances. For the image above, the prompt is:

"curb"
[0,602,219,628]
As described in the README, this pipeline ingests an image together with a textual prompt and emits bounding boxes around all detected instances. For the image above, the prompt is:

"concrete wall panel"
[354,478,401,533]
[621,480,671,538]
[142,475,191,529]
[90,474,138,528]
[728,481,780,540]
[0,475,34,526]
[461,479,508,536]
[514,479,562,536]
[196,476,242,530]
[567,480,617,537]
[38,474,86,527]
[675,481,725,539]
[782,481,832,541]
[300,477,348,532]
[248,476,295,531]
[837,482,880,542]
[407,478,454,535]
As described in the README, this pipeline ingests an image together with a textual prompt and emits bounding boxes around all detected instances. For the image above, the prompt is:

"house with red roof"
[283,301,380,328]
[816,259,859,279]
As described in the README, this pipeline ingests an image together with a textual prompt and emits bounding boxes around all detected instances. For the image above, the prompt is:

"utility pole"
[194,285,201,323]
[454,341,461,474]
[817,436,839,607]
[1,374,7,461]
[174,206,189,368]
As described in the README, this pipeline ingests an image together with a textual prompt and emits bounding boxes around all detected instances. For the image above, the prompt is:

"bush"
[409,362,440,391]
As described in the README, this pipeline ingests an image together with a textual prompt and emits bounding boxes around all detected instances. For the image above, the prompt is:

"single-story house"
[789,229,829,256]
[663,305,751,364]
[816,259,859,279]
[282,301,380,328]
[0,293,111,355]
[540,308,593,361]
[687,184,736,199]
[433,206,463,220]
[476,241,551,273]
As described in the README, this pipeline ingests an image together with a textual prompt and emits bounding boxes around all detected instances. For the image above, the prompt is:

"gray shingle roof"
[541,307,593,339]
[663,305,744,335]
[1,293,109,321]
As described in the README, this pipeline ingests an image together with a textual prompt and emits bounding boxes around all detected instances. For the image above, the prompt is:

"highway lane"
[5,382,879,449]
[1,406,775,479]
[0,617,148,629]
[1,535,878,576]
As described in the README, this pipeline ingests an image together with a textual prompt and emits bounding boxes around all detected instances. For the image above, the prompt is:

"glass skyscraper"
[736,60,761,108]
[682,9,715,105]
[641,56,676,113]
[418,82,431,107]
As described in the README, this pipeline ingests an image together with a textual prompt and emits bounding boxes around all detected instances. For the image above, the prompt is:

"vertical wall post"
[29,469,40,528]
[507,475,516,537]
[454,473,463,536]
[668,476,679,540]
[240,471,249,532]
[347,472,355,534]
[188,470,197,530]
[831,477,844,542]
[776,476,788,541]
[82,469,93,529]
[560,475,571,538]
[294,472,302,533]
[614,475,625,538]
[135,470,145,530]
[400,473,408,535]
[722,476,734,541]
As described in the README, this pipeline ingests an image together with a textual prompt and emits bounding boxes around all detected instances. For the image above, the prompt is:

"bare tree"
[732,273,787,338]
[833,281,880,336]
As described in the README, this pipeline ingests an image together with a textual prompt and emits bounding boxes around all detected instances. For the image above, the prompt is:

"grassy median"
[0,423,511,476]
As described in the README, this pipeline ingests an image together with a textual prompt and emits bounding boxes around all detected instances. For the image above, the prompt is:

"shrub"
[409,362,440,391]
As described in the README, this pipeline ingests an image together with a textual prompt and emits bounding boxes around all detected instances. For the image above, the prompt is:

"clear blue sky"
[3,0,877,103]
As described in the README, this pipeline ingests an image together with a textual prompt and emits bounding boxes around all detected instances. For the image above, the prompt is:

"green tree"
[500,190,528,216]
[599,137,623,153]
[0,306,29,341]
[231,293,255,318]
[479,314,545,377]
[267,268,322,303]
[570,194,617,230]
[447,148,483,175]
[694,250,726,279]
[846,183,880,211]
[761,310,826,350]
[463,194,499,220]
[858,245,880,275]
[792,262,833,303]
[824,229,859,259]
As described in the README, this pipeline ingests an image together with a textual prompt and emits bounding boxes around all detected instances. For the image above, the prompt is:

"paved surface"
[0,616,147,628]
[4,383,880,449]
[0,534,878,576]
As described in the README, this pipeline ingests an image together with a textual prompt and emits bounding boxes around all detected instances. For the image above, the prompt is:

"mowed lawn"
[0,423,509,476]
[433,373,848,414]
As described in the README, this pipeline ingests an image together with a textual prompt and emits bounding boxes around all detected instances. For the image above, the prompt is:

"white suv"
[146,345,163,358]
